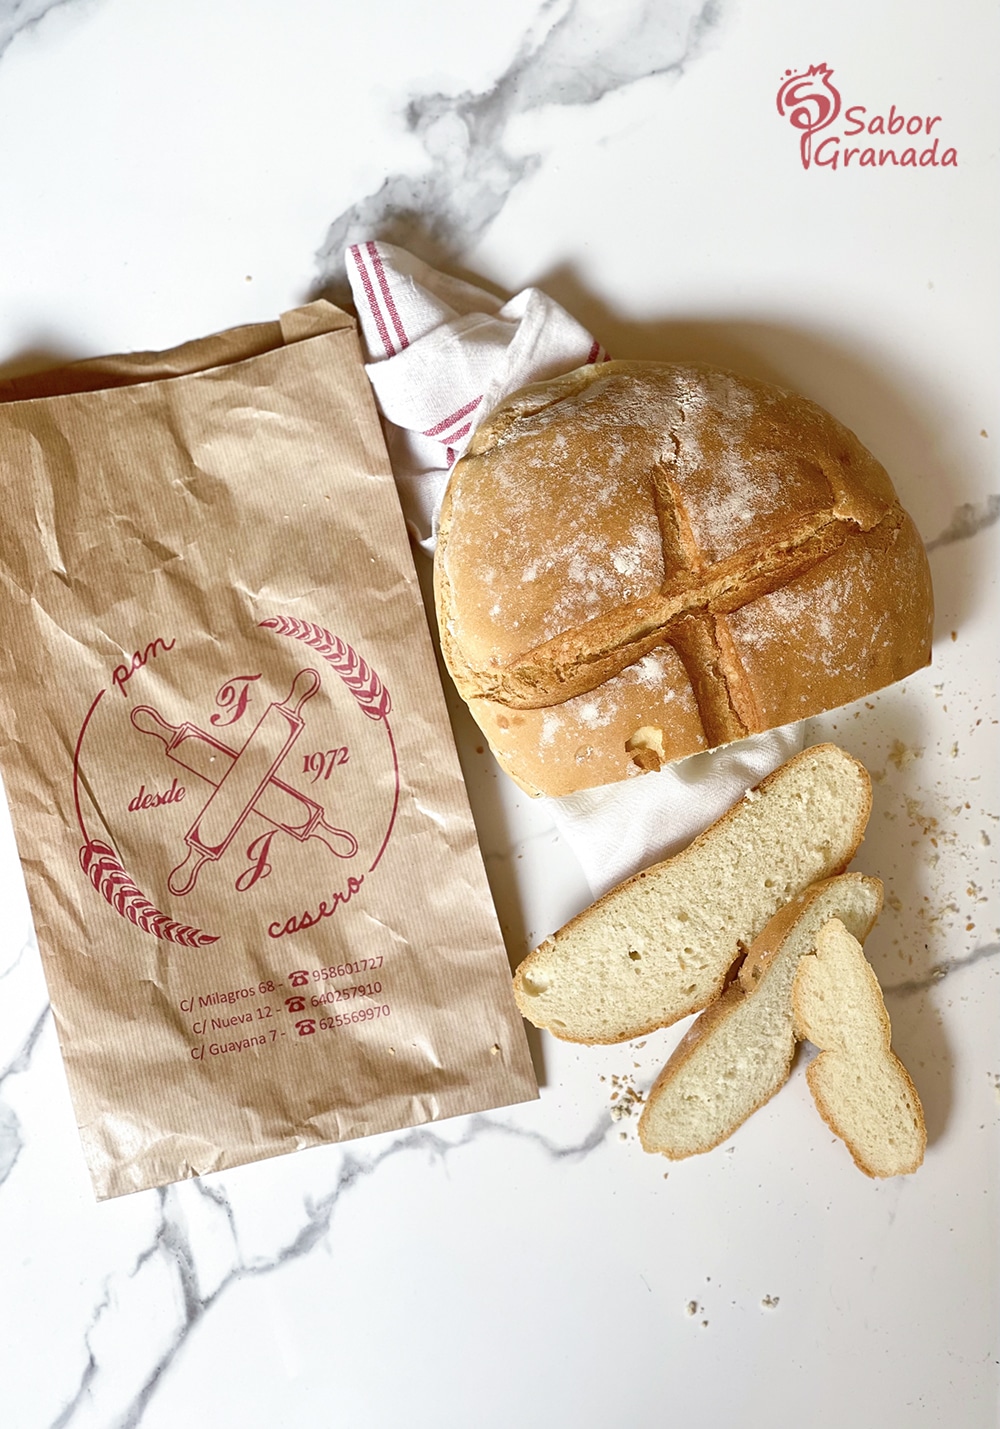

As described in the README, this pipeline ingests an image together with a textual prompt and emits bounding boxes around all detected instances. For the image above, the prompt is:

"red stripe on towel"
[350,244,395,358]
[367,242,409,352]
[422,395,482,437]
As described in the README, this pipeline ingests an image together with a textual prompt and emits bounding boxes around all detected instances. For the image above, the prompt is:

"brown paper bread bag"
[0,302,535,1198]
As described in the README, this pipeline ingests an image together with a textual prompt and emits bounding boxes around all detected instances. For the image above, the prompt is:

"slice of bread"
[793,917,926,1177]
[637,874,883,1158]
[512,743,871,1043]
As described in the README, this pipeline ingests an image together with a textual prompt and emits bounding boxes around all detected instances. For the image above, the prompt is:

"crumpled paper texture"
[0,301,535,1199]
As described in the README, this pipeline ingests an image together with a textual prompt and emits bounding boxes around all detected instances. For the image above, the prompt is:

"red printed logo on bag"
[777,64,958,171]
[73,618,400,950]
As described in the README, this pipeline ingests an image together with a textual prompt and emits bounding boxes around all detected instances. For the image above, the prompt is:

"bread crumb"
[761,1295,780,1309]
[609,1076,645,1119]
[686,1301,699,1316]
[626,725,666,771]
[905,797,947,841]
[888,739,921,770]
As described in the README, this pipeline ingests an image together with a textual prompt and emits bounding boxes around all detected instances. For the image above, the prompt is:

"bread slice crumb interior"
[793,917,926,1177]
[512,743,871,1043]
[637,874,883,1158]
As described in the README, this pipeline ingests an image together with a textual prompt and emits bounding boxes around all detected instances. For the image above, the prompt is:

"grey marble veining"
[925,494,1000,552]
[0,928,48,1191]
[0,0,89,60]
[0,1012,47,1187]
[315,0,723,292]
[46,1113,611,1429]
[883,940,1000,998]
[0,932,28,981]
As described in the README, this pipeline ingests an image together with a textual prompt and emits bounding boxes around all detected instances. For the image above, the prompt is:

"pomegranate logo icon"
[777,63,842,168]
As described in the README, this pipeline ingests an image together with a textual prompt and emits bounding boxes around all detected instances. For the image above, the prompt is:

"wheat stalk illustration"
[258,617,392,720]
[79,840,220,947]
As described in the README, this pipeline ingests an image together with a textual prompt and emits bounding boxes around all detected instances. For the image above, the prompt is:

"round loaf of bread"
[434,360,933,796]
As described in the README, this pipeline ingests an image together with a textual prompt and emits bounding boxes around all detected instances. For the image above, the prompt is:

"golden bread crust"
[434,361,933,795]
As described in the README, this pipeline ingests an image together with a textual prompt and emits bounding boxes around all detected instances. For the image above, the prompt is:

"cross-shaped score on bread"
[435,362,933,797]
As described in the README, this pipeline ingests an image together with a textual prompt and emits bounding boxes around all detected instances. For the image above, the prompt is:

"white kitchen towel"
[345,241,803,897]
[547,726,803,897]
[345,240,606,550]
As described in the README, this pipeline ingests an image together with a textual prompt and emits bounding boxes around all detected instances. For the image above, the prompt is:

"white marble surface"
[1,2,998,1425]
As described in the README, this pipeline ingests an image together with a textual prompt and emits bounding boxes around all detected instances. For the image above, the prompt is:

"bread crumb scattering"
[509,740,954,1178]
[608,1072,645,1120]
[761,1295,781,1309]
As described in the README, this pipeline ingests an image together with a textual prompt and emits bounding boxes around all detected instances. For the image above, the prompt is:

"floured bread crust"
[434,361,933,796]
[469,642,707,797]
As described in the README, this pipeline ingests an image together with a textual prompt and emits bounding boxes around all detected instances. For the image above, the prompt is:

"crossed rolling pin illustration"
[131,668,358,895]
